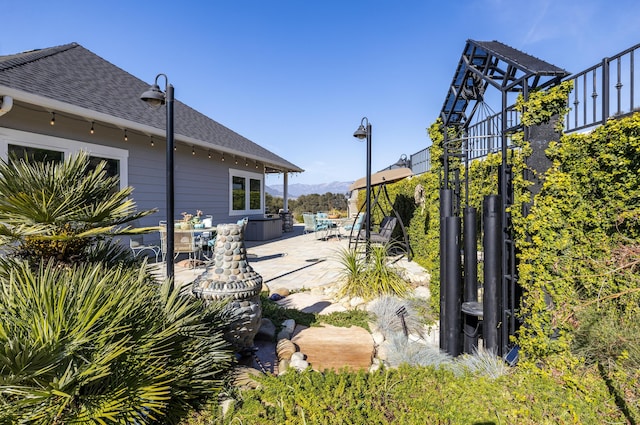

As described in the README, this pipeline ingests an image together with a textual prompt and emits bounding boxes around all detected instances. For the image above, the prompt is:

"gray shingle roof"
[0,42,303,173]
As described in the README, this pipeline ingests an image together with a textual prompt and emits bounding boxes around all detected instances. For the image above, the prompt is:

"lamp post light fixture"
[353,117,372,259]
[140,74,175,283]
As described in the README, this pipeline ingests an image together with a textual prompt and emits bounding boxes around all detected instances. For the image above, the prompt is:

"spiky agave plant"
[0,260,234,424]
[0,151,156,266]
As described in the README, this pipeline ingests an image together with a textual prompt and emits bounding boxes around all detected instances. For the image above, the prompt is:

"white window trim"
[228,168,263,216]
[0,127,129,189]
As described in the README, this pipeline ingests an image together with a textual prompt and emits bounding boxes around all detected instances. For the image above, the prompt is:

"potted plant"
[180,212,193,229]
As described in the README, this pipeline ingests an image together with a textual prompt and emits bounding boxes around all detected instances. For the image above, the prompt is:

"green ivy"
[354,82,639,377]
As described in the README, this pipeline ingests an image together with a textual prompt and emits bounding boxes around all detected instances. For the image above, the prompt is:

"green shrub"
[218,364,624,424]
[318,309,372,331]
[260,294,372,334]
[0,260,233,424]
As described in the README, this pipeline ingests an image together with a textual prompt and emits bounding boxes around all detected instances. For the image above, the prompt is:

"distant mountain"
[266,181,353,198]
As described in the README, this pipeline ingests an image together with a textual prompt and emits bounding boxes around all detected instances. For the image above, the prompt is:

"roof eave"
[0,85,303,173]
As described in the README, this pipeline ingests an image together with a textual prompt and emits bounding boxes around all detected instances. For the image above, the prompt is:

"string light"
[221,153,225,162]
[90,121,95,134]
[208,151,211,159]
[174,145,177,151]
[245,160,248,167]
[50,112,55,126]
[255,162,259,169]
[124,129,128,142]
[150,136,154,147]
[192,146,195,156]
[235,158,238,165]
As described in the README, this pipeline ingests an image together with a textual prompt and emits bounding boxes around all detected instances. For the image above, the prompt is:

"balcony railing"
[565,43,640,133]
[409,42,640,174]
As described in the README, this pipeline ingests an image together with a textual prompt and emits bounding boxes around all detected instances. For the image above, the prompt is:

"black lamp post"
[140,74,175,283]
[353,117,372,259]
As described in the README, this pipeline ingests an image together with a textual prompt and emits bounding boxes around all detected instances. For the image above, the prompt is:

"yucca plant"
[336,243,410,301]
[0,151,156,266]
[0,260,234,424]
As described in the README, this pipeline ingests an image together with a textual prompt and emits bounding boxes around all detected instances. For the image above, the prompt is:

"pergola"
[438,40,569,358]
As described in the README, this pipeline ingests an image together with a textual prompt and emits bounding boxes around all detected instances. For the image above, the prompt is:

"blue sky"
[2,0,639,185]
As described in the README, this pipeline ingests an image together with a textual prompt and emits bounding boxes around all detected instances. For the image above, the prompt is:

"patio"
[161,223,427,300]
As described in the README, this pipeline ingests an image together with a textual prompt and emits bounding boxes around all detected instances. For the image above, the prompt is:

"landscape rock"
[292,324,374,372]
[290,351,306,361]
[276,338,296,361]
[273,287,290,297]
[412,285,431,299]
[289,357,310,371]
[256,318,276,341]
[349,296,366,308]
[282,319,296,338]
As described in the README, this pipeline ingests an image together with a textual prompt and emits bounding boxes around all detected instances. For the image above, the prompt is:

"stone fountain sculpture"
[192,222,262,351]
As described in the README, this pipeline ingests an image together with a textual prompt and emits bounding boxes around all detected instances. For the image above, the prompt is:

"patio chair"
[159,223,203,271]
[302,213,330,239]
[344,213,365,234]
[129,234,161,262]
[237,216,249,231]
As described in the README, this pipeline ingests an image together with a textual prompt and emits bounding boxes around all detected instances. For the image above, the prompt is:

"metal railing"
[565,43,640,133]
[409,42,640,174]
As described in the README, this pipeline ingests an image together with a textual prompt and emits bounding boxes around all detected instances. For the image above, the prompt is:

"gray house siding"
[0,101,256,248]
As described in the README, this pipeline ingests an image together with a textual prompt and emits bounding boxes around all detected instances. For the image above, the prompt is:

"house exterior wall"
[0,102,267,246]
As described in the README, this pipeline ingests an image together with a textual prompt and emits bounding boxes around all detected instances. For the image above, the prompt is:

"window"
[229,169,263,215]
[0,128,128,189]
[8,144,64,164]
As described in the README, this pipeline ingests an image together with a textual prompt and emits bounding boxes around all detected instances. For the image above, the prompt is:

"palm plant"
[0,260,234,424]
[0,151,156,265]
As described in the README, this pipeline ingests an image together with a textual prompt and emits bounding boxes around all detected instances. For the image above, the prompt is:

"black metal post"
[463,206,478,353]
[140,74,175,285]
[353,118,372,260]
[483,195,502,353]
[365,121,372,260]
[165,84,175,285]
[445,215,462,356]
[439,189,453,352]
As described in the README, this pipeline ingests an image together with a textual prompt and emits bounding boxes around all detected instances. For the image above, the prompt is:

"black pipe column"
[439,189,462,356]
[445,215,462,356]
[439,189,452,352]
[462,206,478,353]
[483,195,502,353]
